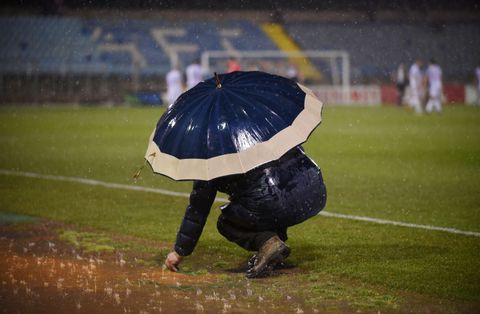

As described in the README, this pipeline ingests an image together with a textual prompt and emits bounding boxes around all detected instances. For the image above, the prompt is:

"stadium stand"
[0,17,98,74]
[2,16,478,82]
[0,10,478,103]
[285,21,480,83]
[0,16,278,76]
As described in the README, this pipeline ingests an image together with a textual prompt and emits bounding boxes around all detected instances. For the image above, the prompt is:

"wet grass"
[58,229,116,253]
[0,105,479,312]
[306,275,398,310]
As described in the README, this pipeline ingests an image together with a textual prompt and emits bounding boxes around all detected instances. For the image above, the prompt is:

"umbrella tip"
[214,72,222,88]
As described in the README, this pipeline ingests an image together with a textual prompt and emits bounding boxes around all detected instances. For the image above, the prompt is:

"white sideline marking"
[318,212,480,237]
[1,169,479,238]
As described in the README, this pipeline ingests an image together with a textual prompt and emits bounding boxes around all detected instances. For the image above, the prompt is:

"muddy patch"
[0,219,310,313]
[2,216,476,314]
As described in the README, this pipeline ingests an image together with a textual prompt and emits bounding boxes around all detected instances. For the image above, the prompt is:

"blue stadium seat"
[0,16,279,77]
[3,16,475,81]
[285,21,480,82]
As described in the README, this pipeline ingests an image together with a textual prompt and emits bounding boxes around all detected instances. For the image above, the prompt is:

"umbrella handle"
[133,152,156,182]
[132,163,145,182]
[214,72,222,88]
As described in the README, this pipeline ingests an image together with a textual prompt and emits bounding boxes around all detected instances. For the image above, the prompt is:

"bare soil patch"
[0,220,303,313]
[2,219,477,314]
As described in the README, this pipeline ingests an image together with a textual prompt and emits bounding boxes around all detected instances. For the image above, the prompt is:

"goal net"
[200,50,350,88]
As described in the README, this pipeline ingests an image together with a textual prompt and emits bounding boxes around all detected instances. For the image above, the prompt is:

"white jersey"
[476,67,480,90]
[186,63,203,89]
[286,65,298,79]
[166,69,183,105]
[426,64,442,87]
[409,63,422,91]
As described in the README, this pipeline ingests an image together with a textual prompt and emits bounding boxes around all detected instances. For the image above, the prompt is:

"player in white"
[475,65,480,106]
[408,59,424,114]
[185,59,203,90]
[425,59,443,113]
[165,66,183,106]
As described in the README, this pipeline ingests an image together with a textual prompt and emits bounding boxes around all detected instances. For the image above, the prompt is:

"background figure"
[165,66,183,107]
[227,57,241,73]
[408,59,423,114]
[425,59,443,113]
[476,65,480,106]
[286,62,299,82]
[395,63,407,106]
[185,59,203,90]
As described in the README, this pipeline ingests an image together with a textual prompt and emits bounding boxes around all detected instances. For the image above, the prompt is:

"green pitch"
[0,105,479,311]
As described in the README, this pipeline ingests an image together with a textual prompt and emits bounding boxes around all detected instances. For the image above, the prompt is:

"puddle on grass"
[0,221,309,313]
[0,212,36,225]
[2,218,466,314]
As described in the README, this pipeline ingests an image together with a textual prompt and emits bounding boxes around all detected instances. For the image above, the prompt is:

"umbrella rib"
[227,91,285,140]
[210,92,249,175]
[239,87,301,126]
[166,93,213,158]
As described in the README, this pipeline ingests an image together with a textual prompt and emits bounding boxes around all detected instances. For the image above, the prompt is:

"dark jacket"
[174,146,327,256]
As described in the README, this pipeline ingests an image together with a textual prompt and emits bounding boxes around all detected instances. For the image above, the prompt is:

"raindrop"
[195,302,204,311]
[114,293,121,305]
[223,302,231,311]
[105,287,113,296]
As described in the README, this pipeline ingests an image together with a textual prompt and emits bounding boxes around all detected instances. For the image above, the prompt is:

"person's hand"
[164,251,183,272]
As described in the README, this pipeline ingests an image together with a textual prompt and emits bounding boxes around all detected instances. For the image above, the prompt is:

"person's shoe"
[247,254,291,271]
[246,236,290,279]
[247,254,257,269]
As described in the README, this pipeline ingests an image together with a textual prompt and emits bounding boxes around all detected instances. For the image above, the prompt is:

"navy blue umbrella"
[145,71,323,180]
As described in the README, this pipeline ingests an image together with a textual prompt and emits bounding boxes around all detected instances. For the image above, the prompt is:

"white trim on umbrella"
[145,83,323,181]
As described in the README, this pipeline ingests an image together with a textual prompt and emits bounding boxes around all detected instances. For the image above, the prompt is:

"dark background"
[3,0,480,14]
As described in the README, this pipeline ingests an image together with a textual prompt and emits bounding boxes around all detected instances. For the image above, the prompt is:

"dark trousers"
[216,165,326,252]
[217,203,288,252]
[397,83,406,106]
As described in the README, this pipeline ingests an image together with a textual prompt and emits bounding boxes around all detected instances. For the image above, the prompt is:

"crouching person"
[165,146,327,278]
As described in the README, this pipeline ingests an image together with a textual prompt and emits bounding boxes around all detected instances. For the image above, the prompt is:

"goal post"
[200,50,350,101]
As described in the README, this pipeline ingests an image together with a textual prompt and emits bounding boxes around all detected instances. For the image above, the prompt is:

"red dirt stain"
[0,222,226,313]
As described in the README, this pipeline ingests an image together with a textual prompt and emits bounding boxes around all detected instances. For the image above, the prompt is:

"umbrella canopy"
[145,71,323,181]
